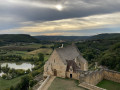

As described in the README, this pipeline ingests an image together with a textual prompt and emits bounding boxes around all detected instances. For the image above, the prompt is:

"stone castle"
[43,44,120,90]
[44,44,88,79]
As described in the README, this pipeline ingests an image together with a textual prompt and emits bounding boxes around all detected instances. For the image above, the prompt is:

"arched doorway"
[54,69,57,76]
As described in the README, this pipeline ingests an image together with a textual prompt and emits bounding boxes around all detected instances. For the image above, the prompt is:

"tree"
[38,53,44,61]
[10,86,15,90]
[2,74,7,79]
[18,75,33,90]
[26,69,31,74]
[0,64,1,72]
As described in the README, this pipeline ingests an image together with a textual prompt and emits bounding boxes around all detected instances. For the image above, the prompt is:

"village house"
[44,44,88,79]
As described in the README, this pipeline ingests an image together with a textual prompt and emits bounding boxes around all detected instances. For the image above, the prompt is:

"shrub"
[2,74,7,79]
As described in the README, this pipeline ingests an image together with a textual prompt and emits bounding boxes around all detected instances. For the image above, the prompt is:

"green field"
[0,44,53,61]
[0,43,53,49]
[0,43,53,89]
[0,75,25,90]
[97,79,120,90]
[25,43,53,48]
[48,78,86,90]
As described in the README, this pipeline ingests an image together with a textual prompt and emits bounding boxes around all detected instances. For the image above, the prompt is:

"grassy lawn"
[97,79,120,90]
[48,78,86,90]
[0,75,25,90]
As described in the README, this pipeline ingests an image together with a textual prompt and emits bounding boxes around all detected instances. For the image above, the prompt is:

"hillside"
[34,33,120,42]
[89,33,120,40]
[34,36,90,41]
[0,34,39,44]
[99,42,120,71]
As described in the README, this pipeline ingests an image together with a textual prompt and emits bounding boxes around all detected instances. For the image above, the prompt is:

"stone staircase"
[79,82,106,90]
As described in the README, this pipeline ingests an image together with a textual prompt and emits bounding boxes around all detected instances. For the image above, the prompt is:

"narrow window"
[54,59,55,63]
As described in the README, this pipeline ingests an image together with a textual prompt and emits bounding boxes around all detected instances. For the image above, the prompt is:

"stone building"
[44,44,88,79]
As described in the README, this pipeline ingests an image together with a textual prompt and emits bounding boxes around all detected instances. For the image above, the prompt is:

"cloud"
[1,12,120,35]
[1,0,120,22]
[0,0,120,35]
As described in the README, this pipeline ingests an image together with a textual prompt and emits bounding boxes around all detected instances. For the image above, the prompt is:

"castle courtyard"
[48,77,86,90]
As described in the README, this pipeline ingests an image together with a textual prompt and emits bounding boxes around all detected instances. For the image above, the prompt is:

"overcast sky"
[0,0,120,36]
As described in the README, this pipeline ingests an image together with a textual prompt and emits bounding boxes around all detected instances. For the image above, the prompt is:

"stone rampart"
[104,69,120,83]
[80,68,120,86]
[82,69,104,85]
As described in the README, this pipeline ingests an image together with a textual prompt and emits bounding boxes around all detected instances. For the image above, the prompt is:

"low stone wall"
[37,75,50,90]
[82,69,104,85]
[79,69,120,86]
[79,82,106,90]
[104,69,120,83]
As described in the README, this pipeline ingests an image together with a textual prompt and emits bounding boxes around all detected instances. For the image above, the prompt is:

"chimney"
[61,44,64,48]
[59,44,64,48]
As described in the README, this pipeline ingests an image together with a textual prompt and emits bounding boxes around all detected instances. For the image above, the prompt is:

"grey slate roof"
[55,44,87,65]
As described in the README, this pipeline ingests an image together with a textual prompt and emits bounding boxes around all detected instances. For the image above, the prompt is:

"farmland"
[0,43,53,90]
[0,43,53,60]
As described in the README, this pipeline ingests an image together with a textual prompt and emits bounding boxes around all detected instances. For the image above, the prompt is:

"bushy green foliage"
[99,43,120,71]
[0,55,22,61]
[38,53,44,61]
[2,74,7,79]
[76,39,120,71]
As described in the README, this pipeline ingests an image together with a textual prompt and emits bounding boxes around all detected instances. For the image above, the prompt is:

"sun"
[55,4,63,11]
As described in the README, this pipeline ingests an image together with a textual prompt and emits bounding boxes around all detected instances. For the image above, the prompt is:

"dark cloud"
[0,0,120,35]
[1,0,120,22]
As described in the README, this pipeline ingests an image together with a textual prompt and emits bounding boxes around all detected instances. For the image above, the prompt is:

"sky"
[0,0,120,36]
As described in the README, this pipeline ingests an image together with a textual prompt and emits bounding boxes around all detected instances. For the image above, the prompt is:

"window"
[54,59,55,63]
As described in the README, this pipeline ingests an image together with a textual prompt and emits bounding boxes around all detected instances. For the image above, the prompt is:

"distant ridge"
[89,33,120,40]
[0,34,39,43]
[0,33,119,43]
[34,33,120,41]
[34,36,90,41]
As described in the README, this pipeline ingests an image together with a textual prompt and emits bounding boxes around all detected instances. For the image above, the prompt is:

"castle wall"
[104,69,120,83]
[44,50,66,78]
[81,61,88,71]
[79,69,120,86]
[81,70,104,85]
[66,72,80,80]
